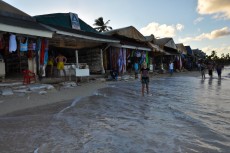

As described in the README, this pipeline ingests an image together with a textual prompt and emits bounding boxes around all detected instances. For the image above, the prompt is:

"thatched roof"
[103,26,146,42]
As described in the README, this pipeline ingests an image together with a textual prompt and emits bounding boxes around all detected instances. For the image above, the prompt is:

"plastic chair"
[23,70,36,84]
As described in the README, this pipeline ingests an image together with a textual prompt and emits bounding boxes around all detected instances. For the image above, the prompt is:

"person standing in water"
[200,62,206,79]
[207,62,214,78]
[169,61,174,76]
[140,62,150,96]
[216,63,224,78]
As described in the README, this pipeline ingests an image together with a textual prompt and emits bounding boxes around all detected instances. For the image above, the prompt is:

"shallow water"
[0,68,230,153]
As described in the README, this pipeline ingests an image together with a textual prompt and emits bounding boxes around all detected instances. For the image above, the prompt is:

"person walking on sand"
[140,62,150,96]
[216,63,224,78]
[55,53,67,78]
[207,62,214,78]
[169,61,174,76]
[200,62,206,79]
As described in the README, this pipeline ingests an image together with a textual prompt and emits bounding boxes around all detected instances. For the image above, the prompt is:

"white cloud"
[179,27,230,43]
[202,46,230,56]
[140,22,184,37]
[176,24,184,31]
[193,17,204,24]
[197,0,230,19]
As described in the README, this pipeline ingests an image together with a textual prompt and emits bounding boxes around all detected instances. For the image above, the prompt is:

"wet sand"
[0,80,107,116]
[0,71,201,116]
[2,70,228,153]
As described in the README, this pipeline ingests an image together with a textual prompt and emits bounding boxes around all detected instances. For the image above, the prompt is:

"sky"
[3,0,230,57]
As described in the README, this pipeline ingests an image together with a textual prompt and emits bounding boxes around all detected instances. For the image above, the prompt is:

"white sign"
[70,13,81,30]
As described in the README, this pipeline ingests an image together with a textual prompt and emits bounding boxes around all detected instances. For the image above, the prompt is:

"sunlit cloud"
[179,27,230,43]
[176,24,184,31]
[202,46,230,56]
[197,0,230,19]
[193,17,204,24]
[139,22,184,37]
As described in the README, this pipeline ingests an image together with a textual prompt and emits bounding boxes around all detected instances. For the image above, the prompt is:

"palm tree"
[93,17,112,32]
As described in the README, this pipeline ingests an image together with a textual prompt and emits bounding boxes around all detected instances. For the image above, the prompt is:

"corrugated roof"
[0,0,52,37]
[0,15,51,32]
[0,0,32,20]
[45,24,119,42]
[34,13,98,33]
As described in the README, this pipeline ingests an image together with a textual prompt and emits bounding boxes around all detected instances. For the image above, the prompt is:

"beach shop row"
[0,1,205,82]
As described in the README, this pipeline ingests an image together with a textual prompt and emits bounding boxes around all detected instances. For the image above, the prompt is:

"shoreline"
[0,80,108,116]
[0,71,201,116]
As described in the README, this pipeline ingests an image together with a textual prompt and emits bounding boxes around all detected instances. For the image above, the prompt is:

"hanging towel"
[44,50,48,65]
[20,37,28,52]
[44,39,49,65]
[123,48,126,73]
[40,39,45,65]
[9,34,17,52]
[35,38,41,74]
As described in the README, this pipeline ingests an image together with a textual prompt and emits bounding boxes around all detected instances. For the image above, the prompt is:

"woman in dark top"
[140,62,150,96]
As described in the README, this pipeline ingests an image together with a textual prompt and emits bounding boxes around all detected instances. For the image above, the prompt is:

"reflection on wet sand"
[0,70,230,152]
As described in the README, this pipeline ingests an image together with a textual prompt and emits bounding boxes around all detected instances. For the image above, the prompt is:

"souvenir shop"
[103,47,152,74]
[0,32,49,78]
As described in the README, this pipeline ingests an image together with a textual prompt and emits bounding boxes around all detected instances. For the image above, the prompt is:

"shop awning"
[42,24,120,49]
[109,39,151,51]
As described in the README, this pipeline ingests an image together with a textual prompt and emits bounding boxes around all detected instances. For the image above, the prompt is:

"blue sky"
[3,0,230,57]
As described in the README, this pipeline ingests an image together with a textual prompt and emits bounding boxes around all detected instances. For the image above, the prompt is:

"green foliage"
[207,50,230,65]
[93,17,112,32]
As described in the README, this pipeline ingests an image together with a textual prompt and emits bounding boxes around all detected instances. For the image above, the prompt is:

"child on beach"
[140,62,150,96]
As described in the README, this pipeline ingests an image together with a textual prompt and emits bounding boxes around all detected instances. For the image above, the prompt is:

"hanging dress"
[9,34,17,52]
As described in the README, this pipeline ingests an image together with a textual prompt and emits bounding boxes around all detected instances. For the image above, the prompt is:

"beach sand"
[0,79,108,116]
[0,71,201,116]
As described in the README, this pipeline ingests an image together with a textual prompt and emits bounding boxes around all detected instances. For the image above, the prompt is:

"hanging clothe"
[9,34,17,52]
[28,40,35,51]
[118,48,124,73]
[40,39,45,65]
[32,43,36,51]
[44,50,48,65]
[20,37,28,52]
[35,38,41,75]
[40,39,49,65]
[44,39,49,65]
[0,37,4,50]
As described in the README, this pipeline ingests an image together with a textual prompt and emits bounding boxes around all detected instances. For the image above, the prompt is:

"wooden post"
[101,49,105,74]
[75,50,78,83]
[75,50,79,68]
